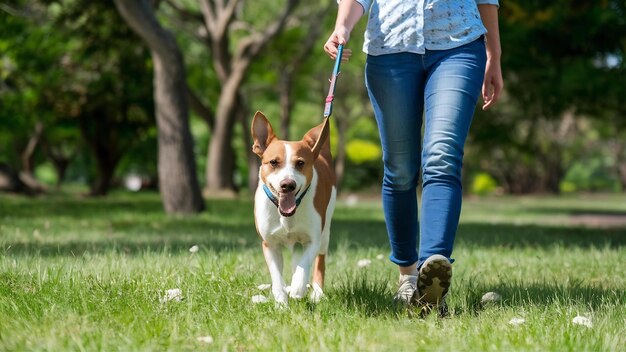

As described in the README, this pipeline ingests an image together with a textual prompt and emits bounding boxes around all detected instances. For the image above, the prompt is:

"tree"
[244,2,334,191]
[163,0,314,195]
[114,0,205,213]
[48,1,159,196]
[0,2,64,194]
[1,1,163,196]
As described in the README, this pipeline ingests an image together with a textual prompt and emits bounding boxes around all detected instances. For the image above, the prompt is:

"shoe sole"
[417,254,452,305]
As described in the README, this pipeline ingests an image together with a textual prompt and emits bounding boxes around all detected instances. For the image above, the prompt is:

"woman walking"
[324,0,503,313]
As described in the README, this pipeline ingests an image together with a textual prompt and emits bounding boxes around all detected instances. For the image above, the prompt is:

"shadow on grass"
[523,207,626,217]
[325,274,402,317]
[2,196,626,257]
[320,275,625,318]
[455,223,626,249]
[460,280,626,315]
[333,221,626,251]
[3,221,626,258]
[0,194,165,218]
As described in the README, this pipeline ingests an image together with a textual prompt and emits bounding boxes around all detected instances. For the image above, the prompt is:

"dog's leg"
[289,241,320,299]
[309,254,325,303]
[284,243,299,296]
[290,244,300,279]
[313,254,325,288]
[262,241,288,306]
[311,188,335,303]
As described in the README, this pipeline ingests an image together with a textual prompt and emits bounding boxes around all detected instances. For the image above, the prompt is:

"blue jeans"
[365,38,486,268]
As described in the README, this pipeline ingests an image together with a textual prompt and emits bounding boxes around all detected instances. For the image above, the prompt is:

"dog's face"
[251,111,330,217]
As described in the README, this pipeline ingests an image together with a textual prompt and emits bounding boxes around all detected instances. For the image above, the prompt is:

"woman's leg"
[365,52,426,269]
[419,38,487,267]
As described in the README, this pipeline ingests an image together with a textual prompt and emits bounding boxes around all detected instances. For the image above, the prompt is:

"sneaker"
[393,274,418,306]
[417,254,452,306]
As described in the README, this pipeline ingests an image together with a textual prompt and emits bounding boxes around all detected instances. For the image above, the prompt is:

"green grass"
[1,192,625,351]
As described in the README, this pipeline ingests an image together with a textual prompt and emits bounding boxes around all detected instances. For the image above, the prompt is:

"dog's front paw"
[272,286,289,307]
[289,273,308,299]
[309,282,324,303]
[289,286,307,299]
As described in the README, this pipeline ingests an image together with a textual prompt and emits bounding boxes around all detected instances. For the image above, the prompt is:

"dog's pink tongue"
[278,193,297,216]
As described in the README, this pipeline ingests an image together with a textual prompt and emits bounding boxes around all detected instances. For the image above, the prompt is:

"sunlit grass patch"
[1,192,625,350]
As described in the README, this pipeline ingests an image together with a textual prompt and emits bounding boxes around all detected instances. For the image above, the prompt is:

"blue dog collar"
[262,183,310,208]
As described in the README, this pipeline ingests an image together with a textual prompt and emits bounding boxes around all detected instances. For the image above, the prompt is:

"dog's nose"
[280,179,297,193]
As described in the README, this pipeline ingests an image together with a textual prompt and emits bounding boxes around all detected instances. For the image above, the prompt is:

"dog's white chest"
[254,184,322,246]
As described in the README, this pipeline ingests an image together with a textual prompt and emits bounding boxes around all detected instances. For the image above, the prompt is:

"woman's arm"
[478,4,503,110]
[323,0,366,61]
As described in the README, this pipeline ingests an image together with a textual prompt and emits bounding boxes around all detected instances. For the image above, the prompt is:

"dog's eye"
[295,160,305,169]
[269,159,279,168]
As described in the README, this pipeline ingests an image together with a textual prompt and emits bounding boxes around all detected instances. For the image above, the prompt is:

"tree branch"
[163,0,204,24]
[290,3,332,71]
[199,0,216,35]
[187,87,215,130]
[237,0,301,61]
[113,0,175,58]
[215,0,241,40]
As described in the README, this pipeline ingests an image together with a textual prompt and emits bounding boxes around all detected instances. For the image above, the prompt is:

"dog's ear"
[251,111,276,157]
[304,117,330,159]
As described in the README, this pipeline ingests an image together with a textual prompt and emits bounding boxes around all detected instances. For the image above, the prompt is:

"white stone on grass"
[508,317,526,326]
[160,288,183,303]
[481,291,502,306]
[572,315,593,328]
[376,254,384,260]
[252,295,269,304]
[197,336,214,344]
[257,284,271,291]
[189,245,199,253]
[357,259,372,268]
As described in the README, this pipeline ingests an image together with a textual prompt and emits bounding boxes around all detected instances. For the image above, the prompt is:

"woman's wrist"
[486,49,501,61]
[335,0,365,37]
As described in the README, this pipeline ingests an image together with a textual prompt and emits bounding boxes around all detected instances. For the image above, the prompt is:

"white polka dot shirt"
[354,0,499,55]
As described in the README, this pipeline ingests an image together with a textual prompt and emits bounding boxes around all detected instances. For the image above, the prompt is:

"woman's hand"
[323,0,365,62]
[478,4,503,110]
[482,57,503,110]
[323,27,353,62]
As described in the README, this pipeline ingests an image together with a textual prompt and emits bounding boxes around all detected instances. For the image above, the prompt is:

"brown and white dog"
[251,111,336,306]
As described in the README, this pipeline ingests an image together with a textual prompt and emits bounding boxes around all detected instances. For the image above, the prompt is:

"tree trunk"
[78,107,121,196]
[204,72,245,196]
[18,121,47,193]
[543,159,563,194]
[198,0,301,195]
[618,163,626,191]
[205,105,237,196]
[0,163,38,195]
[90,154,117,196]
[611,141,626,191]
[237,100,259,194]
[114,0,204,214]
[47,144,73,190]
[50,154,70,189]
[21,121,44,176]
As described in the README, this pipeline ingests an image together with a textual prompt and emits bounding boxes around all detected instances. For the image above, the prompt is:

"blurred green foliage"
[471,173,498,196]
[346,140,381,165]
[1,0,625,195]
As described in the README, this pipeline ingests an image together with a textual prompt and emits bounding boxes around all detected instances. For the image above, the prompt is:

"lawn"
[1,192,625,351]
